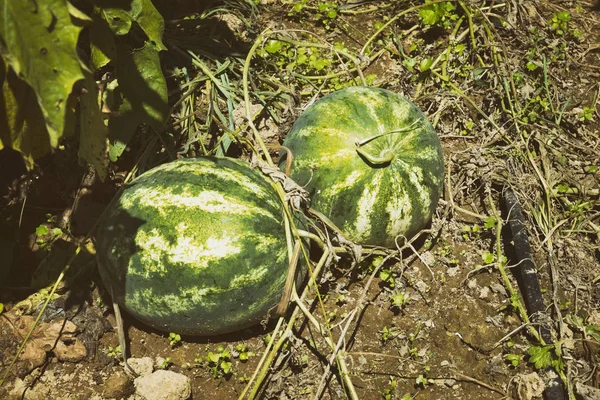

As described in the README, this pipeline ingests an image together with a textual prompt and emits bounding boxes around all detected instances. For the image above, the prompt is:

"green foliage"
[101,0,166,49]
[105,40,169,163]
[235,343,255,362]
[0,57,55,165]
[546,11,581,38]
[35,218,63,248]
[504,353,522,368]
[481,251,495,264]
[35,225,50,237]
[285,0,339,30]
[415,374,428,387]
[380,325,401,342]
[380,378,397,399]
[379,268,396,287]
[566,314,600,342]
[461,224,481,240]
[204,346,233,378]
[579,106,595,122]
[316,2,339,29]
[527,344,564,372]
[419,58,433,72]
[0,0,169,179]
[168,332,182,347]
[159,357,173,369]
[549,11,571,36]
[418,1,457,28]
[106,345,122,358]
[390,292,409,310]
[258,40,332,75]
[79,73,109,181]
[484,216,497,229]
[0,0,84,151]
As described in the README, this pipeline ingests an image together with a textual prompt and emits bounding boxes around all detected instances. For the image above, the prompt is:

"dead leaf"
[1,310,87,375]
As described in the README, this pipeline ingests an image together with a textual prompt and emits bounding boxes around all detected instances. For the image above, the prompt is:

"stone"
[134,370,191,400]
[128,357,154,377]
[103,371,134,399]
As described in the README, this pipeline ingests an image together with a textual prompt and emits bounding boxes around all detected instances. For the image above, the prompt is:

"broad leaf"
[0,0,85,147]
[108,41,168,161]
[79,73,109,181]
[418,7,439,26]
[89,18,117,70]
[527,345,553,370]
[0,57,51,163]
[102,0,166,50]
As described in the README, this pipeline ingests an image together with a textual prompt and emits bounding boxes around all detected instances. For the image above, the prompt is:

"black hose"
[502,188,566,400]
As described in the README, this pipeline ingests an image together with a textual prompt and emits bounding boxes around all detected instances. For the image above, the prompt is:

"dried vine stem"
[312,230,430,399]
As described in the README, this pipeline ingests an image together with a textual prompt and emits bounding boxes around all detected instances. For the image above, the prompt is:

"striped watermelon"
[281,87,444,248]
[96,157,303,335]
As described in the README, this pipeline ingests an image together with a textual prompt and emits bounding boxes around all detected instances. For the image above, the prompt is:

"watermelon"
[280,86,444,248]
[96,157,304,335]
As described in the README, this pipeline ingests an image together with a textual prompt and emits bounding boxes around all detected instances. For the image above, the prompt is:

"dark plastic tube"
[503,188,566,400]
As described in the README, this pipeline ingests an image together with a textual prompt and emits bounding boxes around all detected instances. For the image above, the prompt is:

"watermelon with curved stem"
[96,157,305,335]
[280,86,444,248]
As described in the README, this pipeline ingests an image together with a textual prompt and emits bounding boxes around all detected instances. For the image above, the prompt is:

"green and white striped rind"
[97,157,296,335]
[281,86,444,248]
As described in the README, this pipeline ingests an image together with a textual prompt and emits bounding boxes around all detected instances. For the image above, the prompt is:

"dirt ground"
[1,1,599,399]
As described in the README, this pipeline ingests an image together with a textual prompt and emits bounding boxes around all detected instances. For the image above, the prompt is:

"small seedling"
[263,333,272,347]
[566,314,600,342]
[380,326,401,342]
[35,220,63,249]
[168,332,181,347]
[335,294,347,305]
[159,357,173,369]
[418,0,457,28]
[579,106,595,122]
[316,1,339,30]
[106,345,121,358]
[380,378,397,399]
[415,374,429,388]
[462,224,481,240]
[390,292,410,311]
[301,354,309,366]
[549,11,571,36]
[326,308,338,322]
[481,251,495,265]
[287,0,308,16]
[484,216,497,229]
[235,343,255,362]
[504,353,522,368]
[205,346,233,378]
[527,344,564,372]
[379,269,396,288]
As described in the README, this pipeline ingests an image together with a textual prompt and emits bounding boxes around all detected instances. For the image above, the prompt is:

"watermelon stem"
[275,240,302,316]
[355,147,395,165]
[354,119,422,165]
[354,118,422,147]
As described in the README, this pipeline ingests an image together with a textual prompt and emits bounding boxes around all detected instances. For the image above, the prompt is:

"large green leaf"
[108,41,168,161]
[102,0,166,50]
[0,56,51,164]
[79,73,109,181]
[89,17,116,70]
[0,0,85,148]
